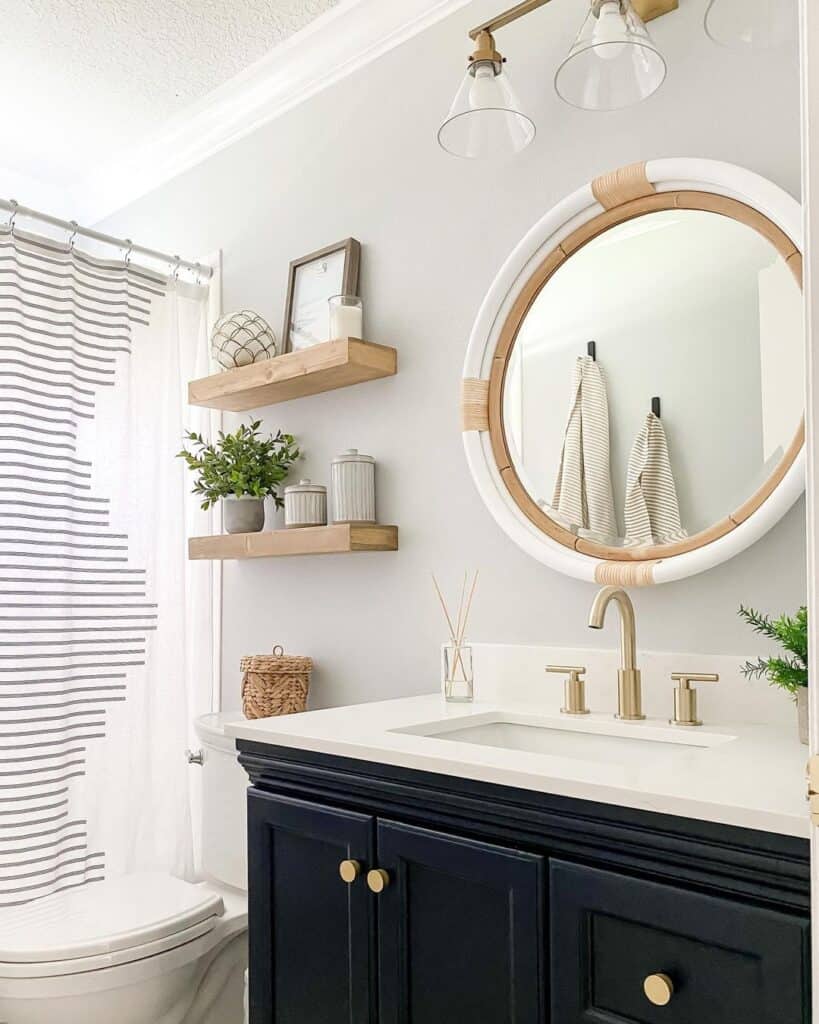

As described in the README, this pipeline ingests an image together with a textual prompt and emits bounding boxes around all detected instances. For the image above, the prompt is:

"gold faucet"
[587,586,645,721]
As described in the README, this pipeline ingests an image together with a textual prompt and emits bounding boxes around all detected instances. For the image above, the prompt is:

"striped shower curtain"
[0,223,215,905]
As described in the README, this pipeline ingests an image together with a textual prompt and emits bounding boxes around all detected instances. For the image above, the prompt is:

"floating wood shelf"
[188,338,397,412]
[188,523,399,561]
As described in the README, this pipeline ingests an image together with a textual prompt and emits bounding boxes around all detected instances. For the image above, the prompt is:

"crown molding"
[74,0,471,224]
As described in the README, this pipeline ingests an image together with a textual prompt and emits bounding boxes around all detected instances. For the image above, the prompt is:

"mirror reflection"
[503,209,803,550]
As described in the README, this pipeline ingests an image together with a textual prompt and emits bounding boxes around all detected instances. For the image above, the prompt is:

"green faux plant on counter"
[738,605,807,696]
[178,420,301,511]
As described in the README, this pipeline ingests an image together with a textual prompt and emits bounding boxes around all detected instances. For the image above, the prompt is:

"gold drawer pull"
[367,868,390,893]
[643,973,674,1006]
[338,859,362,884]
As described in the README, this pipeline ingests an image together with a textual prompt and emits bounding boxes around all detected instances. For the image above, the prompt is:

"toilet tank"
[194,712,248,892]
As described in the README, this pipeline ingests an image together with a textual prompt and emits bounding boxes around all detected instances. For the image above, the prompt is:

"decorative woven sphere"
[211,309,278,369]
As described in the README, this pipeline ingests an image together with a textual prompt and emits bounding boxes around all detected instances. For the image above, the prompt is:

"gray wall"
[100,0,805,713]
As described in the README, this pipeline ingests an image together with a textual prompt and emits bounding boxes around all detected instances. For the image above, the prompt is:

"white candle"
[329,297,363,339]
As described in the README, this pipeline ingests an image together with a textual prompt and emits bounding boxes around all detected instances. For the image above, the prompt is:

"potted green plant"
[178,420,300,534]
[738,605,808,744]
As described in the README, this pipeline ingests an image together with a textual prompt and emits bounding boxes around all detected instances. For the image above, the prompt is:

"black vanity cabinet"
[247,791,375,1023]
[551,860,809,1023]
[375,819,544,1024]
[241,743,811,1024]
[247,792,544,1024]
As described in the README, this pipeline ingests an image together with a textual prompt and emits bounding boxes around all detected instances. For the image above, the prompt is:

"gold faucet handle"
[669,672,719,727]
[546,665,590,716]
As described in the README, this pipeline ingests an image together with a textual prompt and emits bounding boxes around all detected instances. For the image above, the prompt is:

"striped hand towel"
[624,412,687,546]
[551,355,617,542]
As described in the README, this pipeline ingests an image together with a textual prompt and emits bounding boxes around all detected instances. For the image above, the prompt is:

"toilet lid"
[0,873,224,964]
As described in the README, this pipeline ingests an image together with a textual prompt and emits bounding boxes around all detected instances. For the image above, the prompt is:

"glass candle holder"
[442,643,473,703]
[328,294,363,340]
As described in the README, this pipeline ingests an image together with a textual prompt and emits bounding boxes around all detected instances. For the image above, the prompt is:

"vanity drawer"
[550,860,809,1024]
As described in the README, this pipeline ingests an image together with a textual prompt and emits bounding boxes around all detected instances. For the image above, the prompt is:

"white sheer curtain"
[87,277,217,881]
[0,224,216,905]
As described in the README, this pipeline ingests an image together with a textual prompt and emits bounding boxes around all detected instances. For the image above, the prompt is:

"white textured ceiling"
[0,0,337,187]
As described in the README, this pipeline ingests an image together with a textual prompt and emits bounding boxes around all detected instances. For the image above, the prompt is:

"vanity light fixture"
[436,28,536,158]
[554,0,668,111]
[703,0,795,53]
[437,0,677,158]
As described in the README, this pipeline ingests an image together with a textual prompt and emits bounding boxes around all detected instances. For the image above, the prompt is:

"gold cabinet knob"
[338,859,361,884]
[643,973,674,1006]
[366,868,390,893]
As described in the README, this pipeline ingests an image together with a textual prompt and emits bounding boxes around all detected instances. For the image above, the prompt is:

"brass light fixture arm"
[469,0,552,41]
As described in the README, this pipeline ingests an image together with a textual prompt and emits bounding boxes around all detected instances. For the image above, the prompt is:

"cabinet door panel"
[551,860,810,1024]
[248,790,375,1024]
[376,820,545,1024]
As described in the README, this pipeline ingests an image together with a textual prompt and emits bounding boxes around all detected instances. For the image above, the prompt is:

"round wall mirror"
[463,160,804,585]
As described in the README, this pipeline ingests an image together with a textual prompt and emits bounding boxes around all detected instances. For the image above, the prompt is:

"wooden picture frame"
[282,238,361,353]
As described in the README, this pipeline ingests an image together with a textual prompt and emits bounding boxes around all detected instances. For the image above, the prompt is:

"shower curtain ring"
[68,220,79,251]
[123,238,133,266]
[7,199,18,236]
[172,255,181,282]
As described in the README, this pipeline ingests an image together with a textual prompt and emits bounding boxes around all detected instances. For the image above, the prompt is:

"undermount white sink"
[393,712,737,768]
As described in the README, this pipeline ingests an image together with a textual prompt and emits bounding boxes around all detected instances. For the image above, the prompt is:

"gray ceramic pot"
[223,496,265,534]
[797,687,809,746]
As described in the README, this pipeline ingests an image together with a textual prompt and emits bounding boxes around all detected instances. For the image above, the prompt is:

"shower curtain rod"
[0,198,212,281]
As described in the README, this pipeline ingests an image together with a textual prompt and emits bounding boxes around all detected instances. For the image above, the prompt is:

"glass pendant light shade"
[554,0,667,111]
[704,0,795,53]
[437,60,535,159]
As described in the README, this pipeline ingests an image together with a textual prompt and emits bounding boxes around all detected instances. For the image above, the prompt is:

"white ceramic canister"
[331,449,376,523]
[284,479,327,528]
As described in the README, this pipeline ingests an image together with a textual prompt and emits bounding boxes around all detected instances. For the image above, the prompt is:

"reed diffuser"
[432,571,478,703]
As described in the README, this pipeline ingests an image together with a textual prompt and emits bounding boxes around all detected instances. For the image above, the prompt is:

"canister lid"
[332,448,374,464]
[284,478,327,494]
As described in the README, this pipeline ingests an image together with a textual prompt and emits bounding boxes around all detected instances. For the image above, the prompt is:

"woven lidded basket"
[240,645,312,720]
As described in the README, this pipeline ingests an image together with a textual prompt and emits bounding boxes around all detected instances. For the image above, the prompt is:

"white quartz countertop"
[226,694,810,839]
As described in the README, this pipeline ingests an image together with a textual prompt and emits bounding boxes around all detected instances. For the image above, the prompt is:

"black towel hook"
[587,341,596,361]
[651,397,661,418]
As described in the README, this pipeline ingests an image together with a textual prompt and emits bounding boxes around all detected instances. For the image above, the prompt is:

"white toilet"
[0,713,248,1024]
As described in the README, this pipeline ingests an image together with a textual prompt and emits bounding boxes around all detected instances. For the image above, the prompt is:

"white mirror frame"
[462,158,804,585]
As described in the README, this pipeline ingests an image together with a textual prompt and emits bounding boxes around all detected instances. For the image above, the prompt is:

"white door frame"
[800,0,819,1015]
